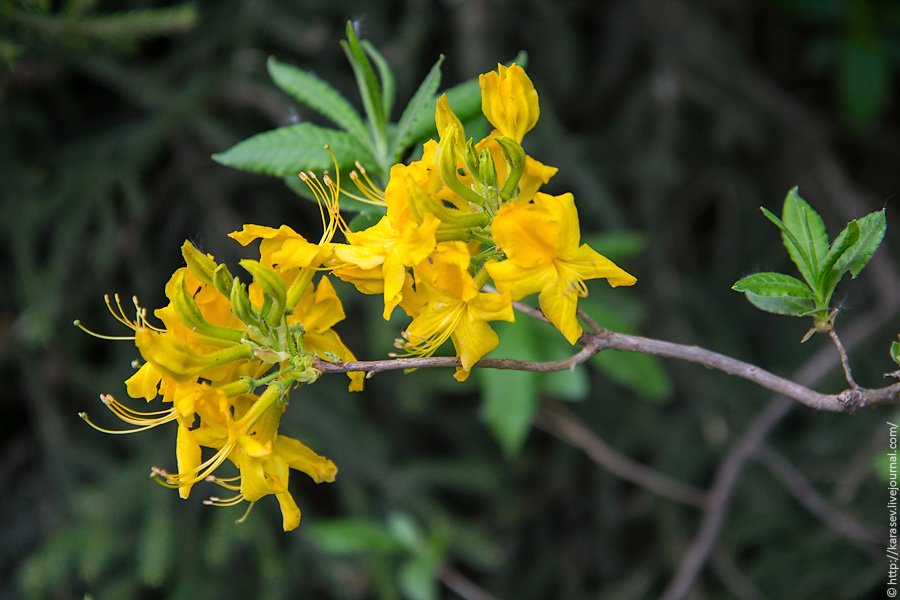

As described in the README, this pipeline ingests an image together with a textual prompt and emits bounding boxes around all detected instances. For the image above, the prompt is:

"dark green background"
[3,0,899,598]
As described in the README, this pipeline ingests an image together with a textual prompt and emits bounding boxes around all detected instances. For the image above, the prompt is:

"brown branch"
[828,328,858,389]
[535,403,709,508]
[438,566,500,600]
[315,326,900,413]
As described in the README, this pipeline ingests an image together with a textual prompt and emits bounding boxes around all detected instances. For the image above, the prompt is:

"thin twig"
[828,328,858,389]
[535,403,709,508]
[659,297,900,600]
[710,548,768,600]
[439,566,500,600]
[756,444,880,556]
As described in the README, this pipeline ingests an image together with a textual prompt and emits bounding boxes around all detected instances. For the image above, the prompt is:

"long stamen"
[204,494,245,507]
[393,303,465,358]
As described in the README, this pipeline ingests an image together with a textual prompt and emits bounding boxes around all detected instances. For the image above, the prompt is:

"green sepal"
[170,270,245,344]
[435,129,485,207]
[230,278,257,327]
[240,260,287,327]
[181,241,219,287]
[732,272,815,298]
[492,135,526,201]
[744,292,817,317]
[211,264,234,298]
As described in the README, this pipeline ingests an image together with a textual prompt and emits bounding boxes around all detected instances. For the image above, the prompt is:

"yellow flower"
[401,242,514,381]
[486,192,636,344]
[332,214,440,320]
[479,64,540,142]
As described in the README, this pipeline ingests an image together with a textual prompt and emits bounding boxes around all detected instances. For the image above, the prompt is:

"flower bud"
[240,260,287,327]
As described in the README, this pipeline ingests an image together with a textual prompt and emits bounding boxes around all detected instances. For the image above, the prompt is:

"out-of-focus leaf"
[306,518,404,554]
[836,30,891,131]
[266,57,372,152]
[580,297,672,402]
[398,555,439,600]
[581,231,647,261]
[137,500,174,587]
[732,272,815,298]
[394,55,445,161]
[478,319,540,455]
[212,123,374,176]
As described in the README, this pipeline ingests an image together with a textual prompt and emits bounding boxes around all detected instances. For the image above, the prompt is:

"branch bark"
[315,326,900,413]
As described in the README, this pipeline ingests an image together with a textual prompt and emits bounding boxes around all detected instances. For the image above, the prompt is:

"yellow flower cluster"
[80,63,636,531]
[80,175,364,531]
[328,64,636,381]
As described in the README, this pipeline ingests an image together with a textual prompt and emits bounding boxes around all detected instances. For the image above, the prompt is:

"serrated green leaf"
[394,55,445,161]
[403,51,528,146]
[891,341,900,367]
[744,291,816,317]
[212,123,374,176]
[305,519,404,554]
[820,220,860,283]
[362,40,395,120]
[834,208,886,278]
[732,272,815,298]
[266,57,372,153]
[477,319,539,456]
[781,187,829,287]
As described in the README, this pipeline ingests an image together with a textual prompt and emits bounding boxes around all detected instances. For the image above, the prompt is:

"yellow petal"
[176,421,201,499]
[479,64,539,142]
[276,491,302,531]
[276,436,338,484]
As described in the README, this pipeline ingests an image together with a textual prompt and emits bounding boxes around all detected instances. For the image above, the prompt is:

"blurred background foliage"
[2,0,900,598]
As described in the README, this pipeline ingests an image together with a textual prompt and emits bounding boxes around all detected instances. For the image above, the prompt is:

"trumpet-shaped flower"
[401,242,514,381]
[479,64,540,143]
[486,192,636,344]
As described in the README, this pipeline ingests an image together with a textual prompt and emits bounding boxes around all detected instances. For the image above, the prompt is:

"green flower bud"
[492,135,526,201]
[171,270,245,344]
[240,260,287,327]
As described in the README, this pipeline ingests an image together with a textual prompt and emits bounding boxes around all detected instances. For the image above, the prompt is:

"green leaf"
[580,297,672,402]
[398,555,440,600]
[820,220,860,283]
[891,341,900,367]
[212,123,374,176]
[305,519,404,554]
[837,30,891,131]
[781,187,829,287]
[362,39,396,121]
[477,319,540,456]
[266,57,372,153]
[393,54,445,161]
[341,21,386,155]
[744,292,817,317]
[834,208,886,278]
[591,350,672,402]
[732,272,815,298]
